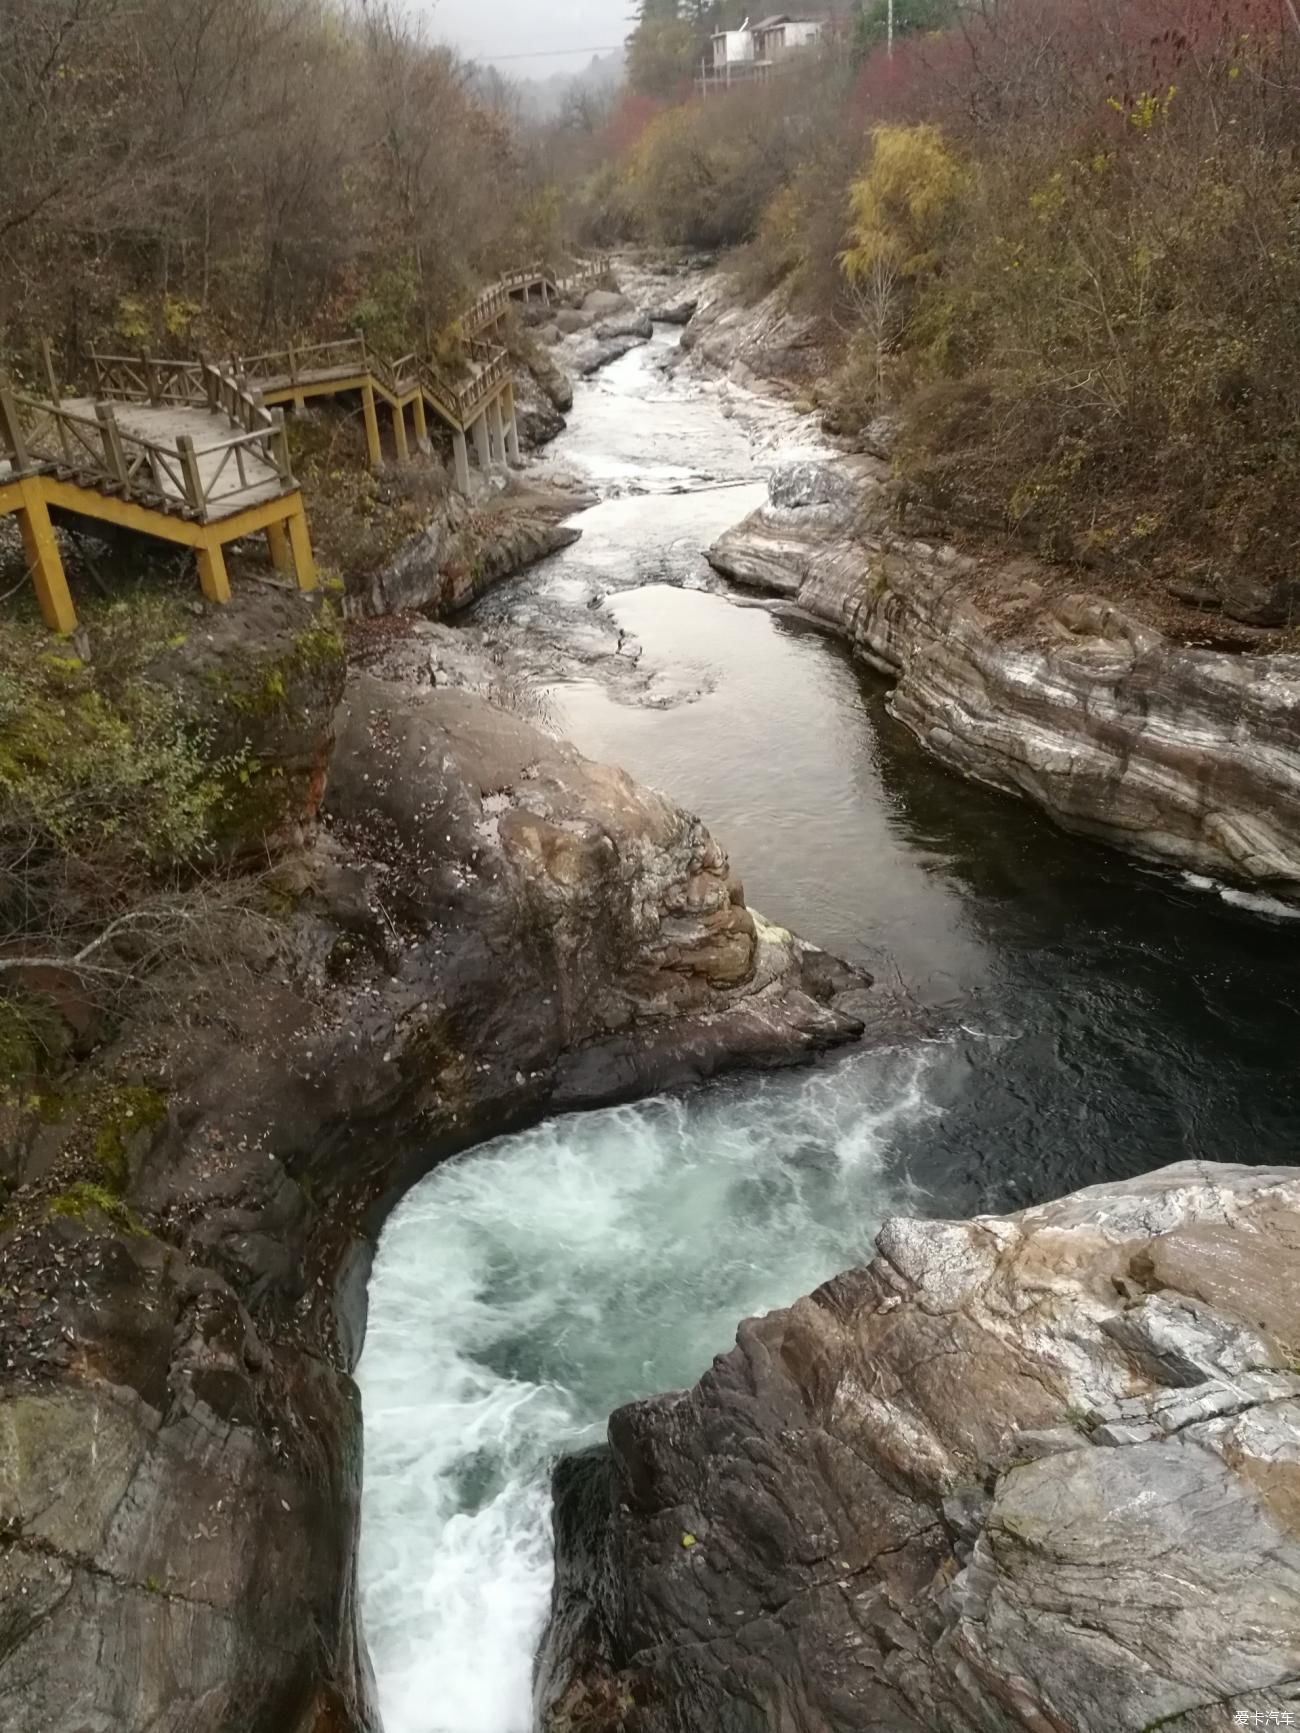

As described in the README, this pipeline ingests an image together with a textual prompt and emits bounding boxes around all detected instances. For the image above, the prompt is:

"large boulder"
[540,1162,1300,1732]
[0,659,868,1733]
[1220,570,1300,627]
[768,460,860,514]
[596,312,654,342]
[583,289,632,317]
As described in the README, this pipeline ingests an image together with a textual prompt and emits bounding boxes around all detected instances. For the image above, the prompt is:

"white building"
[710,21,756,78]
[702,14,824,90]
[753,14,824,62]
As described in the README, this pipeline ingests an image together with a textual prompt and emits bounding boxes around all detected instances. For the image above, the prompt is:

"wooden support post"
[266,520,293,573]
[411,392,429,453]
[471,411,491,472]
[270,408,293,486]
[195,537,232,604]
[0,378,32,472]
[285,502,318,592]
[176,434,206,517]
[452,429,471,493]
[361,383,382,467]
[17,478,76,633]
[503,382,521,465]
[390,400,409,463]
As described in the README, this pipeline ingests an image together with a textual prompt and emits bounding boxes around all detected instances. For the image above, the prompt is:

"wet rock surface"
[708,460,1300,894]
[344,486,582,619]
[539,1161,1300,1732]
[0,631,867,1732]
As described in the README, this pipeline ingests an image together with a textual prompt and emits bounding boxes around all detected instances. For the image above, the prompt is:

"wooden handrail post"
[0,377,32,472]
[271,408,292,485]
[94,402,129,488]
[141,350,161,405]
[177,433,206,516]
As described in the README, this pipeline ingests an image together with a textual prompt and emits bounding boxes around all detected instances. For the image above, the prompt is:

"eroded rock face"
[539,1162,1300,1732]
[0,660,866,1733]
[708,463,1300,893]
[676,277,828,389]
[345,488,581,618]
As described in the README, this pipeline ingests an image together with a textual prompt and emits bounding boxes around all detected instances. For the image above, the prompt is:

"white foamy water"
[357,1045,945,1733]
[1181,872,1300,920]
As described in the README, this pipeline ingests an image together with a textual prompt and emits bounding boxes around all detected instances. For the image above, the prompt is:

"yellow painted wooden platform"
[1,252,607,628]
[59,398,286,519]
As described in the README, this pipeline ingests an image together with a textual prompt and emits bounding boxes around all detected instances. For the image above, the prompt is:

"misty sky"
[415,0,627,72]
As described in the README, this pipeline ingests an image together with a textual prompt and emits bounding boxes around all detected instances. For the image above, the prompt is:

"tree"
[851,0,960,62]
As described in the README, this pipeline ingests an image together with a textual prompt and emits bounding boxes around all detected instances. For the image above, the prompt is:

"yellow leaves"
[1111,86,1178,131]
[115,297,150,342]
[840,124,967,285]
[164,296,200,336]
[1029,171,1066,219]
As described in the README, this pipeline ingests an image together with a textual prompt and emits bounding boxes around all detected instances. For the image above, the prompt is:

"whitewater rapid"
[357,1047,944,1733]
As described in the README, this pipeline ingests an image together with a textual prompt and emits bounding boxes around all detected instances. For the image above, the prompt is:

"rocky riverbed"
[538,1160,1300,1732]
[5,257,1300,1733]
[0,582,867,1732]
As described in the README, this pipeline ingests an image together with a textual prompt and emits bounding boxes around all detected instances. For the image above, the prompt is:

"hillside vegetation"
[577,0,1300,617]
[0,0,564,365]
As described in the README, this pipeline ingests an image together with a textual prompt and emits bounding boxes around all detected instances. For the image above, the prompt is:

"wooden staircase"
[0,252,610,629]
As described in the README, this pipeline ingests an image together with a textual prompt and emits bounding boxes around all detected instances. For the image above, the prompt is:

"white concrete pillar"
[452,429,471,493]
[488,395,506,470]
[471,411,491,472]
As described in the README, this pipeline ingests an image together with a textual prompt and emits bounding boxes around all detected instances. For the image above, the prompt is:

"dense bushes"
[590,0,1300,595]
[0,0,559,364]
[833,6,1300,581]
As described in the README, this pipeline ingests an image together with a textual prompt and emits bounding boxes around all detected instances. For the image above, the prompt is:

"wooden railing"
[86,349,207,406]
[463,282,511,335]
[0,381,292,522]
[0,254,612,511]
[234,336,369,389]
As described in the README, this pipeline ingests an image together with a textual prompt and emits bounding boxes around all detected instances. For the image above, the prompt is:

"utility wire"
[475,43,623,60]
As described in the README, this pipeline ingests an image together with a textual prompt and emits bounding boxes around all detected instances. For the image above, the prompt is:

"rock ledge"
[540,1161,1300,1732]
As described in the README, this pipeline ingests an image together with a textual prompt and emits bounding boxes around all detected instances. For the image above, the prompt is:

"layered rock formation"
[0,620,866,1733]
[539,1161,1300,1732]
[708,463,1300,893]
[346,484,584,618]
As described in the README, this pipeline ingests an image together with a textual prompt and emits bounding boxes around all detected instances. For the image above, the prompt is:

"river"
[356,326,1300,1733]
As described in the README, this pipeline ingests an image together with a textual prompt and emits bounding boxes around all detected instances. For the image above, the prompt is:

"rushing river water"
[358,327,1300,1733]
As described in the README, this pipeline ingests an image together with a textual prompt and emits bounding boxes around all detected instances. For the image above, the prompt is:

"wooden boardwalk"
[0,253,608,630]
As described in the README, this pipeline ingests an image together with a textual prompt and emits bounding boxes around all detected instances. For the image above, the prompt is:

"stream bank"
[0,273,869,1733]
[356,304,1300,1733]
[680,268,1300,897]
